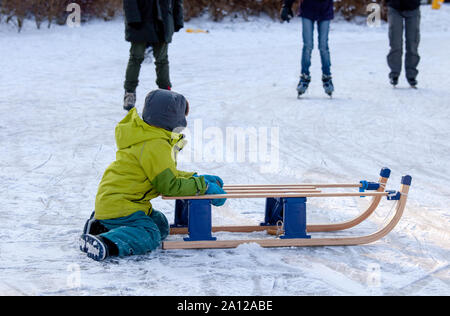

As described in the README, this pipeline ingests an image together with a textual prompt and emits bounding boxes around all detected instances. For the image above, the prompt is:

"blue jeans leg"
[318,20,332,76]
[301,18,314,76]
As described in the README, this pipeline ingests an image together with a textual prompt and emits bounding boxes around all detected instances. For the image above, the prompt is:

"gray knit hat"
[142,89,188,132]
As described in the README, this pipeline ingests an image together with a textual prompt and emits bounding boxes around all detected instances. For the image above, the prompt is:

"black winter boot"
[124,91,136,111]
[408,78,418,89]
[79,234,109,261]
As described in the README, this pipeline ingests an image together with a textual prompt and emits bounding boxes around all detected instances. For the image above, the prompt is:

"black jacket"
[124,0,184,44]
[284,0,334,22]
[386,0,421,11]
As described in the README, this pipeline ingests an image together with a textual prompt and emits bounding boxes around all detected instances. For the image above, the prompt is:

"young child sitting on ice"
[80,89,226,261]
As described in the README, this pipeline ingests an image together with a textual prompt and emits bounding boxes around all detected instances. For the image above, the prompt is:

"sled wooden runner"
[162,168,411,250]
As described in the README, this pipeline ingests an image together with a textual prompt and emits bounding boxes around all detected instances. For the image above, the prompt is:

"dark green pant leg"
[124,42,146,93]
[152,42,172,90]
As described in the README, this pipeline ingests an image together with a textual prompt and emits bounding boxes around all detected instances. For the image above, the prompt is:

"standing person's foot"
[297,74,311,98]
[408,78,418,89]
[123,91,136,111]
[390,76,399,87]
[322,75,334,97]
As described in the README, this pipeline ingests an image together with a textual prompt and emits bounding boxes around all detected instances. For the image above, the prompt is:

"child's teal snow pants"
[98,210,169,257]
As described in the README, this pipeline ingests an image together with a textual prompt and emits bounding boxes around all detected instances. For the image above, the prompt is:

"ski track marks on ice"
[0,6,449,295]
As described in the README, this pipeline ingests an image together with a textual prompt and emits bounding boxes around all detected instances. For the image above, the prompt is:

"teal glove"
[194,174,224,188]
[205,181,227,207]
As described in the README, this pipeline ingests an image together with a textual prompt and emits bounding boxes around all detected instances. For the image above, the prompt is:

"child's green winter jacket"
[95,108,207,220]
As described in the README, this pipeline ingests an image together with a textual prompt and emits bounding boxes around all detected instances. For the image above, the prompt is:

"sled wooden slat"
[221,189,321,194]
[223,183,362,189]
[223,186,321,190]
[162,191,389,200]
[224,186,317,190]
[170,225,271,235]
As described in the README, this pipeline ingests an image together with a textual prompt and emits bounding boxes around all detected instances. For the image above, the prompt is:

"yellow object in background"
[186,28,209,34]
[432,0,444,10]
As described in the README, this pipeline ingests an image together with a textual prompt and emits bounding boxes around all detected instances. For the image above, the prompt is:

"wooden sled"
[162,168,411,250]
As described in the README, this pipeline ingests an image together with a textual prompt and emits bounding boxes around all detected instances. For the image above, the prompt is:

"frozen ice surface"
[0,5,449,295]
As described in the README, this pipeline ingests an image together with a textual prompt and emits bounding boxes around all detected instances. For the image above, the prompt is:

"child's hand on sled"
[205,181,227,207]
[194,174,224,188]
[201,175,224,188]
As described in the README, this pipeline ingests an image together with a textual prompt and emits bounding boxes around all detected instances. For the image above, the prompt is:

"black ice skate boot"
[322,74,334,97]
[407,78,418,89]
[297,74,311,98]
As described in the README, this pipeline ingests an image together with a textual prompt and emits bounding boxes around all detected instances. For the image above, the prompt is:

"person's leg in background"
[301,17,314,76]
[387,7,404,86]
[152,42,172,90]
[124,42,146,110]
[404,8,421,87]
[318,19,331,77]
[318,19,333,96]
[297,18,314,96]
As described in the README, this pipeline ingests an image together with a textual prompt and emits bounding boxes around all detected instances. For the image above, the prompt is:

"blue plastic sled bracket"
[183,199,216,242]
[260,198,284,226]
[380,167,391,178]
[261,197,310,239]
[280,197,311,239]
